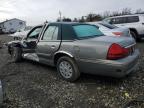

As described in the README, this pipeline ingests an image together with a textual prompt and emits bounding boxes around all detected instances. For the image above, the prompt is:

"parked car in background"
[10,27,32,40]
[103,14,144,41]
[7,22,139,82]
[88,22,131,37]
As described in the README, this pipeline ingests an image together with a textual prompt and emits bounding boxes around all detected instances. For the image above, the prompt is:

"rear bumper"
[77,50,140,78]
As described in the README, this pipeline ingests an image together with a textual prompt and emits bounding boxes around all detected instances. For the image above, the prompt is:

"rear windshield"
[73,25,103,38]
[99,23,117,29]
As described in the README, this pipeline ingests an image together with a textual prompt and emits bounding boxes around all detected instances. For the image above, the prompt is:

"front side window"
[28,27,42,39]
[42,26,58,40]
[73,25,103,38]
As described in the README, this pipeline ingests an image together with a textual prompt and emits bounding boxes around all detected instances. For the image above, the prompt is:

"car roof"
[48,22,90,25]
[106,14,144,19]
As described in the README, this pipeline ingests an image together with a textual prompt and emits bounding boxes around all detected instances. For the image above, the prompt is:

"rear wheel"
[130,31,141,42]
[11,47,22,62]
[57,56,80,82]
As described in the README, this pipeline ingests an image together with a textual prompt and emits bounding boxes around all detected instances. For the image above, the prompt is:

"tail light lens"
[107,43,129,60]
[112,32,123,36]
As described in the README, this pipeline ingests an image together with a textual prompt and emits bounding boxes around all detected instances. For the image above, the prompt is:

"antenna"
[59,11,62,21]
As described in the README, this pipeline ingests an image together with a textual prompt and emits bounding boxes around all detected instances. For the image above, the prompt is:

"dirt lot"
[0,35,144,108]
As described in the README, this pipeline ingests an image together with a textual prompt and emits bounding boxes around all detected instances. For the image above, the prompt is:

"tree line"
[57,8,144,22]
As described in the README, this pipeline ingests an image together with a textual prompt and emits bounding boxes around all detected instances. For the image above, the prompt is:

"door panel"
[36,24,61,62]
[37,41,60,59]
[22,26,43,53]
[22,39,37,53]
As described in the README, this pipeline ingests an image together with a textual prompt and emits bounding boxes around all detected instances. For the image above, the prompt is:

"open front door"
[22,25,43,61]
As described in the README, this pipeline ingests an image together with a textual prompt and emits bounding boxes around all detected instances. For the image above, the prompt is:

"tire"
[56,56,80,82]
[130,31,141,42]
[11,47,22,62]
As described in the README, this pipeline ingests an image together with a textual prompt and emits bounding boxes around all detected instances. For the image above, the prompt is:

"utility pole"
[59,11,62,22]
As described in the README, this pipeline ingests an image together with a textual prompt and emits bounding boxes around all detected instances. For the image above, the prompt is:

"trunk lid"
[87,36,136,48]
[114,27,131,37]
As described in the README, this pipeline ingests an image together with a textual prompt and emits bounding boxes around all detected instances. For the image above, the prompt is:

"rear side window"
[62,25,75,40]
[42,26,58,40]
[73,25,103,38]
[127,16,139,23]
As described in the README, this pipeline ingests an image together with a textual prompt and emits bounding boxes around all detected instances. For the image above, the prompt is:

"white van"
[103,14,144,41]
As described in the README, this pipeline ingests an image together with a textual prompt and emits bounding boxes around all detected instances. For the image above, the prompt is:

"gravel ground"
[0,35,144,108]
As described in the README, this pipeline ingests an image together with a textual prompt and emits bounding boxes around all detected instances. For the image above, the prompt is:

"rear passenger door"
[36,24,61,63]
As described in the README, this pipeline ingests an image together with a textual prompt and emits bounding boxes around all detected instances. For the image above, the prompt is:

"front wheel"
[11,47,22,62]
[57,56,80,82]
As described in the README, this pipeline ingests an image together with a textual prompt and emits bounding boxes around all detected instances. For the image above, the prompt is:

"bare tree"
[73,18,78,22]
[62,17,72,22]
[79,16,85,22]
[112,11,121,16]
[86,13,102,22]
[135,8,144,14]
[121,8,132,15]
[86,13,94,22]
[103,11,111,18]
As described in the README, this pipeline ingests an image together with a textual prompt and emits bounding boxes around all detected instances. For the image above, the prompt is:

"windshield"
[99,23,118,29]
[73,25,104,38]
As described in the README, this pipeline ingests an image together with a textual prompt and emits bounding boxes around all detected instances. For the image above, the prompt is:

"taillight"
[112,32,123,36]
[107,43,129,60]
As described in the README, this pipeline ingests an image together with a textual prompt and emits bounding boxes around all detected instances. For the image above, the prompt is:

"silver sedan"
[8,22,140,81]
[88,22,131,37]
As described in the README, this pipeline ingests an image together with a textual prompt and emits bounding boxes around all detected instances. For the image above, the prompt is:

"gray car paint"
[8,22,140,78]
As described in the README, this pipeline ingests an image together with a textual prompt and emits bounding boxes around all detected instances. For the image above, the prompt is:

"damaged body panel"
[7,22,140,81]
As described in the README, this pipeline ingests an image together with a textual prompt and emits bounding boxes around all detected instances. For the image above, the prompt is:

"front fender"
[7,41,22,54]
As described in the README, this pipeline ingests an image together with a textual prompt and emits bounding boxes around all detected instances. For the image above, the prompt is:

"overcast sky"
[0,0,144,26]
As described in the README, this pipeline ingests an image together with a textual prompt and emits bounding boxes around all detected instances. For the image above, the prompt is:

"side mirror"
[27,40,37,48]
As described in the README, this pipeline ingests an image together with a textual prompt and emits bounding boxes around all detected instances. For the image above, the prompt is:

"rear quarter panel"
[59,39,112,60]
[61,39,112,74]
[74,40,111,60]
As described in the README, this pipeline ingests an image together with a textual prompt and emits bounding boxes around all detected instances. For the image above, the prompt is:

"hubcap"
[59,61,73,78]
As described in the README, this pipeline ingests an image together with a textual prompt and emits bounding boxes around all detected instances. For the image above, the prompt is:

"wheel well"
[129,28,138,35]
[8,44,21,54]
[54,53,73,65]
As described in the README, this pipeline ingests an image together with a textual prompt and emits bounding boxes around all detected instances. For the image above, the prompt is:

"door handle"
[51,45,56,49]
